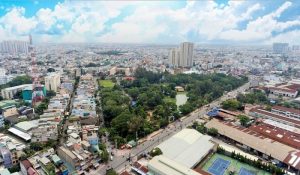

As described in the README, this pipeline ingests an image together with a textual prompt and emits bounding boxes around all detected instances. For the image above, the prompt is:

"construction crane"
[29,34,44,109]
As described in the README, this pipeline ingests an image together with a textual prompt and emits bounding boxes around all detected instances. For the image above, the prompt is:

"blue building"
[0,148,13,168]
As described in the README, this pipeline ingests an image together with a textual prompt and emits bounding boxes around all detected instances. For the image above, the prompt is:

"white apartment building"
[180,42,194,67]
[1,84,32,99]
[45,73,61,92]
[0,40,29,55]
[168,48,181,67]
[168,42,194,68]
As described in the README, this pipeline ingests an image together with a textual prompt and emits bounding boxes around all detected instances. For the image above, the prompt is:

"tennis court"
[239,168,256,175]
[201,153,271,175]
[208,158,230,175]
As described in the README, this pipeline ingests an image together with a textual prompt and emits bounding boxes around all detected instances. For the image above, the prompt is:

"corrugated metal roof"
[148,155,201,175]
[157,128,214,168]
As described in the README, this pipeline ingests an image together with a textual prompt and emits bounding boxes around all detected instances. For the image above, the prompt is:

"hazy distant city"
[0,1,300,175]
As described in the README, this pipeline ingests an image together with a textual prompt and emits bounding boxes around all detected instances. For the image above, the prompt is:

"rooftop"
[205,119,300,170]
[148,155,201,175]
[157,128,214,168]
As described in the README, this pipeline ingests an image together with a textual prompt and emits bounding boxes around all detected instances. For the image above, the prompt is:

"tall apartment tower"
[168,48,181,67]
[45,73,61,92]
[168,42,194,68]
[273,43,289,54]
[180,42,194,67]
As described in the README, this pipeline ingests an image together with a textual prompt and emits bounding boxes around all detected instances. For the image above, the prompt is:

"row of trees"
[191,122,218,136]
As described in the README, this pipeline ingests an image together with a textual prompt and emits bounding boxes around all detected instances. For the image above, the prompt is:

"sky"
[0,0,299,45]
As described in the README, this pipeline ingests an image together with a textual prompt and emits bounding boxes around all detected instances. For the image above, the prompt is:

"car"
[110,156,113,161]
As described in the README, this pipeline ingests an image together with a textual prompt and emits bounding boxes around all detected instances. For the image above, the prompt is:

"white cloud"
[218,1,300,42]
[0,0,299,44]
[0,7,37,37]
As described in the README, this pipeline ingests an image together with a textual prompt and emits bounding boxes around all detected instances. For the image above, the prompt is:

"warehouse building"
[148,129,216,175]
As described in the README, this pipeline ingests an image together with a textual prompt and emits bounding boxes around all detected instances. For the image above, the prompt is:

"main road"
[93,81,250,174]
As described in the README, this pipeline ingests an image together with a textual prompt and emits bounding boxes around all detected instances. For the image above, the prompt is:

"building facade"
[168,42,194,68]
[45,73,61,92]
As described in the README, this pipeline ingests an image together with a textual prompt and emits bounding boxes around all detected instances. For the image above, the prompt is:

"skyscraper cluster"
[0,40,29,55]
[273,43,289,54]
[169,42,194,68]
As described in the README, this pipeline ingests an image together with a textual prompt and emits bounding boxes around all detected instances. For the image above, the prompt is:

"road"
[92,81,250,174]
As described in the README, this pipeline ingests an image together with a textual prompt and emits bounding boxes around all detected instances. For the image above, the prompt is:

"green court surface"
[202,153,271,175]
[99,80,115,88]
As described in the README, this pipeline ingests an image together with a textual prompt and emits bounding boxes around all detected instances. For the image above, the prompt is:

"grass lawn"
[163,96,176,103]
[99,80,115,88]
[202,153,271,175]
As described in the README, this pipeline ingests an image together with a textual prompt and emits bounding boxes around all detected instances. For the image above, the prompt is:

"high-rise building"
[0,40,29,55]
[45,73,61,92]
[168,42,194,68]
[168,48,180,67]
[273,43,289,54]
[180,42,194,67]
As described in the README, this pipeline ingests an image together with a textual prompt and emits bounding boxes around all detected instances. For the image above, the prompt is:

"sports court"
[239,167,256,175]
[201,153,271,175]
[208,158,230,175]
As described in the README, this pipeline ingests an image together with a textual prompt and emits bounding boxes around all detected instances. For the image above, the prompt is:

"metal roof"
[8,127,31,141]
[148,155,201,175]
[157,128,214,168]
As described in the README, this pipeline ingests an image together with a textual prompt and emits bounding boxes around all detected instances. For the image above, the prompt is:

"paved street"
[92,82,250,174]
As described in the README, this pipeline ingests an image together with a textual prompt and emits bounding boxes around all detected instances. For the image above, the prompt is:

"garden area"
[99,68,248,147]
[99,79,115,88]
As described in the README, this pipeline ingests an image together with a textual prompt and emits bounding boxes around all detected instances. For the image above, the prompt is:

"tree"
[221,99,242,111]
[101,149,109,163]
[47,68,55,72]
[0,96,3,101]
[207,128,218,136]
[149,147,163,157]
[46,90,56,97]
[238,115,250,127]
[179,103,194,115]
[106,169,118,175]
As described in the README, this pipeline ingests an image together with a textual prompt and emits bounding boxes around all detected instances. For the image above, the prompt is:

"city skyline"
[0,0,299,44]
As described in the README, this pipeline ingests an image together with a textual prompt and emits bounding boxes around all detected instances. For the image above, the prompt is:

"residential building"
[269,87,298,98]
[22,85,47,102]
[273,43,289,54]
[1,84,32,99]
[180,42,194,67]
[8,120,58,142]
[169,42,194,68]
[0,40,29,55]
[57,146,79,169]
[45,73,61,92]
[0,115,4,128]
[168,48,180,67]
[0,148,13,168]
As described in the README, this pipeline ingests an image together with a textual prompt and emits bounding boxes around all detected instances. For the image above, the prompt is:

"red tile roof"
[283,150,300,170]
[249,123,300,149]
[269,87,298,94]
[21,160,32,169]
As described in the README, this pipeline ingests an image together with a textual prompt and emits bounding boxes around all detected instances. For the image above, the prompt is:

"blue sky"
[0,0,299,44]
